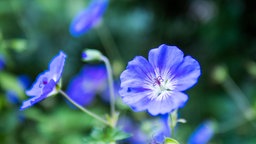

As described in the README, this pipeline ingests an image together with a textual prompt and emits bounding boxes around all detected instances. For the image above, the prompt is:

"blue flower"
[20,51,66,110]
[188,121,216,144]
[101,80,120,103]
[153,114,171,143]
[119,44,201,115]
[69,0,109,37]
[66,64,107,106]
[0,54,5,70]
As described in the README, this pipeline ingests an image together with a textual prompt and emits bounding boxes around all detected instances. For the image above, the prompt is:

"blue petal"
[147,92,188,115]
[69,0,109,37]
[148,44,184,78]
[120,56,155,88]
[188,121,215,144]
[0,54,5,70]
[66,64,107,106]
[66,76,96,106]
[154,114,171,143]
[25,71,52,97]
[20,79,56,110]
[49,51,67,82]
[172,56,201,91]
[120,56,156,111]
[20,96,40,110]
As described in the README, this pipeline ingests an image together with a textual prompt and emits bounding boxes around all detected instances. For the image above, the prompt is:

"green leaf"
[83,126,131,143]
[164,137,180,144]
[0,72,24,98]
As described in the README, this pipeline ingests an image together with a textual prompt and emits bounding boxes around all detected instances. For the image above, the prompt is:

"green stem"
[170,110,178,137]
[59,90,112,127]
[96,21,122,63]
[218,110,256,133]
[222,76,256,128]
[101,56,115,119]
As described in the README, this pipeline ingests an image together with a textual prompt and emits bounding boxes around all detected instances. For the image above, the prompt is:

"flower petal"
[69,0,109,37]
[148,44,184,78]
[147,92,188,115]
[67,76,96,106]
[25,71,51,97]
[172,56,201,91]
[49,51,67,82]
[21,79,56,110]
[20,96,40,110]
[120,56,155,88]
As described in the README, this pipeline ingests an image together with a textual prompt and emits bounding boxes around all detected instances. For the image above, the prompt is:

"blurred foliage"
[0,0,256,144]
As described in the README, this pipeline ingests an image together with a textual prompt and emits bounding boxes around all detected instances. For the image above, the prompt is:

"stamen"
[153,76,163,86]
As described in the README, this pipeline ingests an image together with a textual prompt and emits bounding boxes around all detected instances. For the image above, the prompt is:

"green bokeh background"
[1,0,256,143]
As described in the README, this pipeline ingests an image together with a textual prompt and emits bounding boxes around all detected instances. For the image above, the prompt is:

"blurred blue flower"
[66,64,107,106]
[0,54,5,70]
[69,0,109,37]
[119,44,201,116]
[18,75,32,90]
[6,90,20,105]
[188,121,216,144]
[118,117,148,143]
[153,114,171,143]
[20,51,66,110]
[101,80,120,103]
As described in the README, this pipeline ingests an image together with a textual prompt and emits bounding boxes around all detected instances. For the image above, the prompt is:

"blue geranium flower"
[69,0,109,37]
[153,114,171,143]
[119,44,201,115]
[0,54,5,70]
[20,51,66,110]
[66,64,107,106]
[188,121,216,144]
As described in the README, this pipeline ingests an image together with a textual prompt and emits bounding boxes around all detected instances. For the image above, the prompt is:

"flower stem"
[59,90,112,127]
[101,56,116,120]
[222,75,256,128]
[96,21,122,63]
[170,110,178,137]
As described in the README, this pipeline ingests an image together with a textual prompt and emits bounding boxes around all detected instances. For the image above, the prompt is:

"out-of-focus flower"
[119,44,201,116]
[0,54,5,70]
[6,90,20,105]
[69,0,109,37]
[20,51,66,110]
[188,120,216,144]
[101,80,120,103]
[6,75,31,105]
[153,114,171,143]
[66,64,107,106]
[118,117,148,143]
